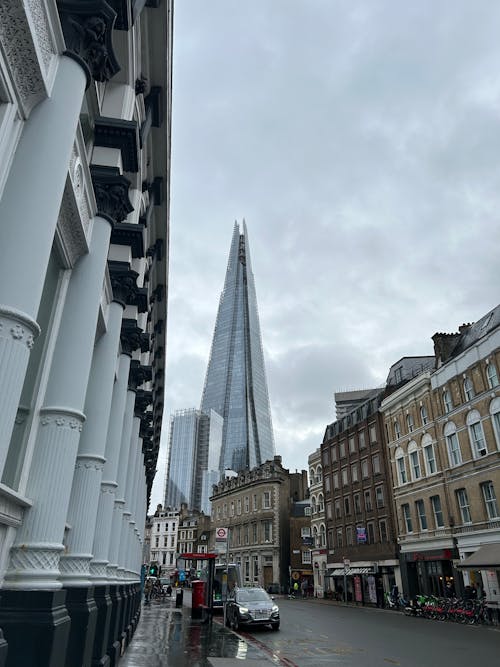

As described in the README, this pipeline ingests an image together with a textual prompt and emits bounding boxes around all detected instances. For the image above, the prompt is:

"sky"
[150,0,500,508]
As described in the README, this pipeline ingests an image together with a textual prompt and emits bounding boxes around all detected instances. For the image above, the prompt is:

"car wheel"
[271,622,280,631]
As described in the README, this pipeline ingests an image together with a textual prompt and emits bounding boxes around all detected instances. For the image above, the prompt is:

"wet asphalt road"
[239,597,500,667]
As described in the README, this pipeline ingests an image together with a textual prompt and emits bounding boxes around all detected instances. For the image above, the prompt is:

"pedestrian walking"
[301,579,308,598]
[144,578,153,605]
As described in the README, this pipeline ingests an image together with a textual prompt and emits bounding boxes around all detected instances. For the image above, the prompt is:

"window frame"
[415,499,428,531]
[481,481,500,520]
[431,495,444,528]
[456,488,472,525]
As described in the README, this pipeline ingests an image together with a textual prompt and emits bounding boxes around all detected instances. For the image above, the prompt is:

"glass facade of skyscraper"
[200,222,275,473]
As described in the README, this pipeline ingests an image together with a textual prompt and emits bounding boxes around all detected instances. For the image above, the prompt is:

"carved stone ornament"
[129,360,151,392]
[108,260,139,307]
[120,318,143,356]
[57,0,120,86]
[0,1,58,118]
[91,165,134,225]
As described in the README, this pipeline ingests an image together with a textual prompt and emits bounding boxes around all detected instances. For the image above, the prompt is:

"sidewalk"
[120,589,275,667]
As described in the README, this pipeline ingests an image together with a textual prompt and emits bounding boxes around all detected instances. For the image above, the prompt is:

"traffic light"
[149,564,158,576]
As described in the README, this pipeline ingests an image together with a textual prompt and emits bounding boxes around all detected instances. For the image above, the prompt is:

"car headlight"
[239,606,249,614]
[272,605,279,613]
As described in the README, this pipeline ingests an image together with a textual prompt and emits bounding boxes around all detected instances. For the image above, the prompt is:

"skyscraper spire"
[200,221,275,474]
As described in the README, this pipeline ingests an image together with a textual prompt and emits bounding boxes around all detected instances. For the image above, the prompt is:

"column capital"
[57,0,120,87]
[108,261,138,307]
[120,318,143,356]
[129,362,152,392]
[91,165,133,226]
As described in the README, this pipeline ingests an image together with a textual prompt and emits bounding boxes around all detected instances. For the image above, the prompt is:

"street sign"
[215,527,228,541]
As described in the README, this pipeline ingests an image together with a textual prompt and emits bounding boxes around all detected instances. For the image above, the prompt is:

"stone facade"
[308,447,328,597]
[0,2,173,665]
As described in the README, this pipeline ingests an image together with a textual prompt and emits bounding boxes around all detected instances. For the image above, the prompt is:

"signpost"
[343,558,350,603]
[216,527,230,626]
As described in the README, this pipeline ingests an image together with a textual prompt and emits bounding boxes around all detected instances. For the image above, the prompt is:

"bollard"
[175,588,183,608]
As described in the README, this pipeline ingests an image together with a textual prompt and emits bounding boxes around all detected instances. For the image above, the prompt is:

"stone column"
[0,0,120,482]
[4,214,112,590]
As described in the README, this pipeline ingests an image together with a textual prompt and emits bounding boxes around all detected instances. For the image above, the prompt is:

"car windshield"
[237,589,270,603]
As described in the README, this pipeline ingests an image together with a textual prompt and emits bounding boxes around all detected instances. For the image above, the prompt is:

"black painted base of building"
[0,583,142,667]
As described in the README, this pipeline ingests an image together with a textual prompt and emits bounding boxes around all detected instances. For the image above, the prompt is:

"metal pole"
[223,529,230,627]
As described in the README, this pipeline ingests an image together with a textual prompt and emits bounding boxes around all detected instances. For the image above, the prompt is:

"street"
[237,597,500,667]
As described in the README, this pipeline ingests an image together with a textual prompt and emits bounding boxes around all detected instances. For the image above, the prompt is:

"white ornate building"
[308,447,327,597]
[0,2,173,666]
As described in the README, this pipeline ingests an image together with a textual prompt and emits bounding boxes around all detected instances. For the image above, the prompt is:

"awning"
[456,543,500,569]
[326,566,373,577]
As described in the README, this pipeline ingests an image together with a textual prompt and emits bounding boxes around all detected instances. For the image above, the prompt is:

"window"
[302,550,312,564]
[333,473,339,490]
[155,536,159,547]
[394,420,401,439]
[320,524,326,547]
[415,500,427,530]
[481,481,499,519]
[253,555,259,577]
[322,448,330,465]
[263,519,272,542]
[364,490,372,512]
[354,493,361,514]
[339,441,346,458]
[367,522,375,544]
[253,494,257,511]
[328,529,335,550]
[334,499,341,519]
[422,436,437,474]
[456,488,472,524]
[230,502,235,516]
[342,467,349,486]
[379,519,388,542]
[223,503,227,518]
[445,422,462,466]
[375,486,384,508]
[301,526,311,537]
[350,463,358,483]
[157,523,161,532]
[361,459,369,478]
[163,536,168,547]
[369,425,377,443]
[318,493,324,512]
[324,475,331,493]
[420,404,429,426]
[431,495,444,528]
[372,454,381,475]
[443,389,453,414]
[487,362,499,389]
[349,437,356,453]
[409,448,421,481]
[262,492,270,509]
[336,528,343,548]
[402,504,413,532]
[346,525,354,546]
[396,450,407,484]
[491,398,500,448]
[326,501,333,519]
[463,376,475,402]
[252,522,258,543]
[237,499,242,515]
[344,496,351,516]
[359,431,366,449]
[406,414,414,433]
[304,506,311,516]
[467,411,487,458]
[331,445,337,462]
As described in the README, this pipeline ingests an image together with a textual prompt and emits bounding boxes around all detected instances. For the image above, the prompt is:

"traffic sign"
[215,527,228,541]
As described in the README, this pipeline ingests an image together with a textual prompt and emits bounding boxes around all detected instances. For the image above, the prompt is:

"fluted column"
[59,301,123,586]
[0,1,120,481]
[123,418,141,579]
[90,353,130,582]
[4,216,112,590]
[110,388,136,581]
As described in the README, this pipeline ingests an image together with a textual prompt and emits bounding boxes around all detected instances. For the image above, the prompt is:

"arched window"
[394,420,401,439]
[463,376,475,402]
[487,362,499,389]
[395,446,407,485]
[421,433,437,475]
[420,404,429,426]
[408,441,421,481]
[313,525,319,547]
[319,523,326,547]
[316,465,323,483]
[490,397,500,450]
[467,410,487,458]
[444,421,462,467]
[311,495,317,514]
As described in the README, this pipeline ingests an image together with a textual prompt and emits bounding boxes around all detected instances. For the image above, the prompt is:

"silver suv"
[226,587,280,631]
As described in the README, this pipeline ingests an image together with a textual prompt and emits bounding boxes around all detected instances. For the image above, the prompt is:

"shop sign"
[356,527,367,544]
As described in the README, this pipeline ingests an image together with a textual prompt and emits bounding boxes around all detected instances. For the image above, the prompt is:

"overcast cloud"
[151,1,500,507]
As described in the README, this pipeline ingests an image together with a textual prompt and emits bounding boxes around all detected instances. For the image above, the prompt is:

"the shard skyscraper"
[200,221,276,474]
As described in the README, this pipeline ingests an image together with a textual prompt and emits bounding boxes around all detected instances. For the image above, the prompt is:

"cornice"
[94,116,139,172]
[110,222,145,258]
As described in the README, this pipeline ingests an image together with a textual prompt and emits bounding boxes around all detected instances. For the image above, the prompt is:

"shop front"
[325,563,396,606]
[400,548,458,599]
